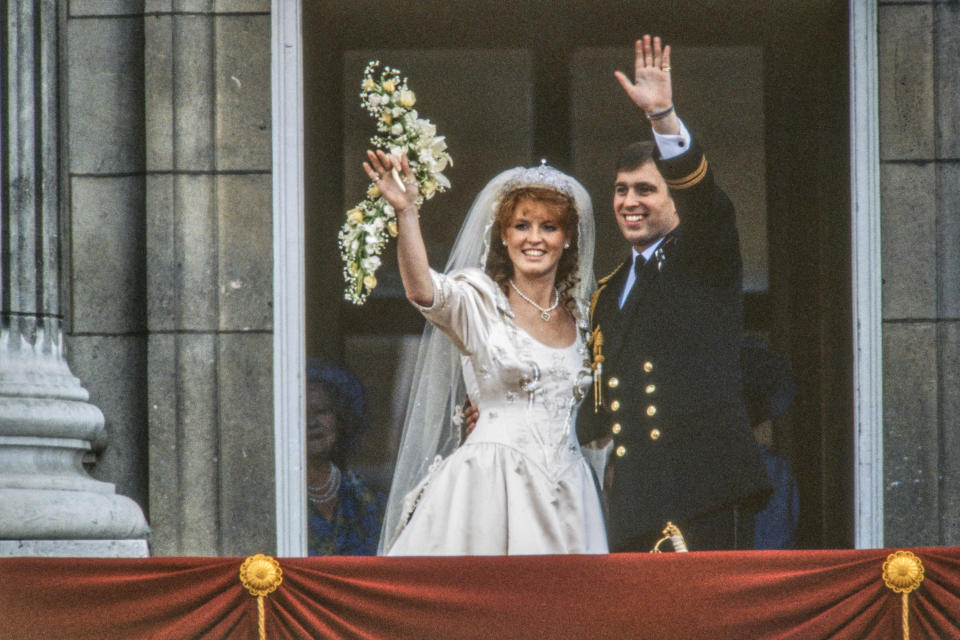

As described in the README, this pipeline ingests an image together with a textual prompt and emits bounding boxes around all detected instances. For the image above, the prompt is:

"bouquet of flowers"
[340,61,453,305]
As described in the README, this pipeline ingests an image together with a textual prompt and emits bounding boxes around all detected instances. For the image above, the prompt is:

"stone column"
[0,0,148,556]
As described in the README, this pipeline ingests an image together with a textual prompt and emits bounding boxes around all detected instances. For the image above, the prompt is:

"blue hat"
[306,356,368,426]
[740,335,795,426]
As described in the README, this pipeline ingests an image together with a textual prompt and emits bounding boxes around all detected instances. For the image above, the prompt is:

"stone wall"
[879,1,960,546]
[64,0,275,556]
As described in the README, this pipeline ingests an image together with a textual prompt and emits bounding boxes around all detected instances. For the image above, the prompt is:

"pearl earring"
[564,243,570,249]
[502,240,507,246]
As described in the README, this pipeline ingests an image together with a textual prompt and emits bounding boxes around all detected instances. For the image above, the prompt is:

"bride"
[364,150,607,555]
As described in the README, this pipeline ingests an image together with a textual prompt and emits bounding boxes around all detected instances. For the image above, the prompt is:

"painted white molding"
[849,0,884,549]
[271,0,307,557]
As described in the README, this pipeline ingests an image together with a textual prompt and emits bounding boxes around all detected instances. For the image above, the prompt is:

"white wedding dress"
[385,268,608,556]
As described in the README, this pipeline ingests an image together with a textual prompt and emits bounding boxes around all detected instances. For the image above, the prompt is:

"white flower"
[398,89,416,108]
[391,124,404,136]
[419,120,437,137]
[362,255,381,271]
[430,136,448,153]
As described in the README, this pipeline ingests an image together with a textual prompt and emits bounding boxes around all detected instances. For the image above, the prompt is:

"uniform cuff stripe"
[665,156,708,190]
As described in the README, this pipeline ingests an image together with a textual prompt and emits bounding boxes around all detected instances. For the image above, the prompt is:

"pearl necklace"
[509,280,560,322]
[307,462,342,505]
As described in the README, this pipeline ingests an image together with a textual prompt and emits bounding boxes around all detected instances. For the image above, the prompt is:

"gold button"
[649,428,661,441]
[643,361,654,373]
[607,377,620,389]
[645,384,656,394]
[610,400,621,412]
[646,405,657,417]
[611,423,622,435]
[616,445,627,457]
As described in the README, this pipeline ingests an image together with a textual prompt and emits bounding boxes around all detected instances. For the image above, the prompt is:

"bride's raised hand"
[363,149,420,214]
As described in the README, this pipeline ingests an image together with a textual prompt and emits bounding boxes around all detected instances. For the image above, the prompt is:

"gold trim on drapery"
[240,554,283,640]
[882,550,925,640]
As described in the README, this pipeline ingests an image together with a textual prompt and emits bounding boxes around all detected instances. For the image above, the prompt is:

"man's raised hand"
[614,35,673,118]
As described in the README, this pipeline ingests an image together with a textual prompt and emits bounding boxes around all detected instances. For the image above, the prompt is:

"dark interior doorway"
[303,0,853,549]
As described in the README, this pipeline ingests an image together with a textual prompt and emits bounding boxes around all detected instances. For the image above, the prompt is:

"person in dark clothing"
[740,335,800,550]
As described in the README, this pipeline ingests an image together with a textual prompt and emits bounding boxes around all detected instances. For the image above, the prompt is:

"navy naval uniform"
[577,138,771,551]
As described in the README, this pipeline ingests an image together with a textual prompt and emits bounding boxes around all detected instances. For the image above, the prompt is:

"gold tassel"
[882,550,924,640]
[590,328,604,413]
[240,554,284,640]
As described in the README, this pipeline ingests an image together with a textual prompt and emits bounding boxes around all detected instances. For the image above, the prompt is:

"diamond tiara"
[498,159,576,199]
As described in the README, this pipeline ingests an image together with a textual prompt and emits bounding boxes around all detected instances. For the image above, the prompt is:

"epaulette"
[590,262,624,327]
[664,155,708,190]
[597,262,626,286]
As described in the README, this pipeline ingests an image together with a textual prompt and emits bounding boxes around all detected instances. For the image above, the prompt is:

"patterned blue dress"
[308,471,386,556]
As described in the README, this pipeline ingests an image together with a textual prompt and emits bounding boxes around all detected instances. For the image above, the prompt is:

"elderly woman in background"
[306,357,385,556]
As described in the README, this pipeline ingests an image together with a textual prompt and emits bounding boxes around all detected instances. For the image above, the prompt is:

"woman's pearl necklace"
[509,280,560,322]
[307,461,342,505]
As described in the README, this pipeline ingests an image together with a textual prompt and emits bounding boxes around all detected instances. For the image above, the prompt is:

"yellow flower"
[387,220,398,237]
[348,262,359,275]
[367,184,380,198]
[382,79,396,93]
[382,112,392,125]
[363,274,377,290]
[398,89,416,108]
[362,77,376,91]
[347,208,364,224]
[422,179,437,198]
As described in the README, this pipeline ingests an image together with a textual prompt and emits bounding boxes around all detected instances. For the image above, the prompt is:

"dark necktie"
[622,254,655,310]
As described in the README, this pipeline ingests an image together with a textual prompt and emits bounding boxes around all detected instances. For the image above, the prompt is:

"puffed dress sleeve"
[414,267,509,356]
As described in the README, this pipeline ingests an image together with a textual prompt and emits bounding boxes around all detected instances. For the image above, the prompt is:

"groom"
[576,35,770,552]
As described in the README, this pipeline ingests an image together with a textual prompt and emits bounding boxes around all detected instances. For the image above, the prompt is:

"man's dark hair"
[615,140,657,174]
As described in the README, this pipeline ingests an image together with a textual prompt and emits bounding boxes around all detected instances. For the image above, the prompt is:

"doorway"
[293,0,857,552]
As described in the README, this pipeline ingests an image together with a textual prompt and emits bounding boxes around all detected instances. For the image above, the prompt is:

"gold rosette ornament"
[240,554,283,640]
[882,550,924,640]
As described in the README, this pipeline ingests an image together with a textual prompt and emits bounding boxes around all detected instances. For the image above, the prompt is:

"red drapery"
[1,548,958,639]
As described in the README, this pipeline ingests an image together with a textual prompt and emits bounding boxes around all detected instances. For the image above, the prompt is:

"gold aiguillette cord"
[590,328,604,413]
